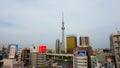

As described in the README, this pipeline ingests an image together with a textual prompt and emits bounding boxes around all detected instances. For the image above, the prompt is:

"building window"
[113,37,117,41]
[117,36,119,40]
[118,48,120,52]
[119,36,120,40]
[118,42,120,46]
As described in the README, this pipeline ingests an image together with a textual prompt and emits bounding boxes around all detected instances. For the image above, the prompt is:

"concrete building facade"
[73,50,88,68]
[17,48,23,61]
[110,31,120,68]
[80,36,90,46]
[30,46,46,68]
[75,36,93,68]
[2,59,23,68]
[30,52,46,68]
[90,56,97,68]
[55,39,61,54]
[21,48,30,67]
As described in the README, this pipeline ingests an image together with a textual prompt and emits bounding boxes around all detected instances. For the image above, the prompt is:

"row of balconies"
[74,58,87,60]
[114,43,120,48]
[74,56,87,58]
[116,58,120,62]
[36,61,46,64]
[74,61,87,63]
[73,56,88,68]
[113,36,120,41]
[74,62,87,65]
[74,66,87,68]
[36,58,46,60]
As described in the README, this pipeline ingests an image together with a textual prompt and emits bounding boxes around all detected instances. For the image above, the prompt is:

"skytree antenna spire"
[61,13,65,53]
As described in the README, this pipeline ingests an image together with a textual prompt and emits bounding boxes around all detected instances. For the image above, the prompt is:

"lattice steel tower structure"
[61,13,65,53]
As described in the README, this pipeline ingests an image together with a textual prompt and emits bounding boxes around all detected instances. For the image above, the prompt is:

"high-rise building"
[80,36,90,46]
[55,39,60,54]
[66,35,77,54]
[76,36,93,68]
[110,31,120,68]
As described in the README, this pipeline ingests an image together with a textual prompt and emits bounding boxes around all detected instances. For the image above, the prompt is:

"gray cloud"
[0,0,120,49]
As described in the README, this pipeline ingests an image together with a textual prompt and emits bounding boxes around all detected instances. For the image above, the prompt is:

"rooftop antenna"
[115,23,120,34]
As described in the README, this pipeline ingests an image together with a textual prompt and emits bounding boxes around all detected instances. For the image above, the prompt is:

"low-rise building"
[90,56,97,68]
[2,59,24,68]
[30,46,46,68]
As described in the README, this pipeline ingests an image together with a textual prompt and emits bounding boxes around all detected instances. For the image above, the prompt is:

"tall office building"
[66,35,77,54]
[76,36,93,68]
[55,39,60,54]
[80,36,90,46]
[110,31,120,68]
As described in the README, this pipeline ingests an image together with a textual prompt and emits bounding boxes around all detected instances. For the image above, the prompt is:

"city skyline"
[0,0,120,49]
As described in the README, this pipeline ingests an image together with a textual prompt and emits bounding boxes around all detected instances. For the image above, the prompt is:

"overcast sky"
[0,0,120,49]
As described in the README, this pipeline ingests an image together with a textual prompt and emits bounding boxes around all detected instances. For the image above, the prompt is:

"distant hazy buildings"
[110,31,120,68]
[66,35,77,54]
[55,39,60,54]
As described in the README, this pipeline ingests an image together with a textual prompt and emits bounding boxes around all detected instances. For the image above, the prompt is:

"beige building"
[30,52,46,68]
[79,36,90,46]
[17,48,23,61]
[30,46,46,68]
[55,39,61,54]
[2,59,23,68]
[73,52,88,68]
[110,31,120,68]
[74,36,93,68]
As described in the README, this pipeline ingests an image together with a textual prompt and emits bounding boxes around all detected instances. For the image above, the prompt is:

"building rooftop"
[111,31,120,36]
[67,34,76,37]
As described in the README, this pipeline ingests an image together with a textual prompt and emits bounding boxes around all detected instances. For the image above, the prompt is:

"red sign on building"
[38,46,46,53]
[105,55,114,62]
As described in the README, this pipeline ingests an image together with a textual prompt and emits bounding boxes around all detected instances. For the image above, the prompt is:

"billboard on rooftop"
[38,45,46,53]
